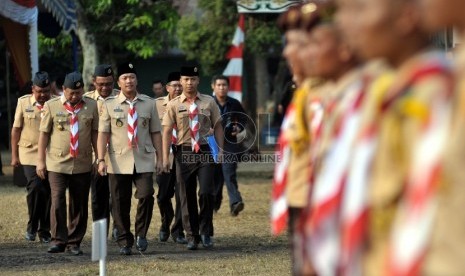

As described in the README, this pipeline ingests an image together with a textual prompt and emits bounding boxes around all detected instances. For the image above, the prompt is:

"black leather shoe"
[39,236,51,243]
[159,231,169,242]
[201,235,213,248]
[25,232,36,241]
[120,246,132,255]
[47,244,65,253]
[231,201,244,217]
[186,241,198,250]
[173,236,188,245]
[136,236,148,252]
[67,246,83,256]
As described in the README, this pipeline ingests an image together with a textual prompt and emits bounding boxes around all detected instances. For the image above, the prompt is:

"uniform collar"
[60,95,86,106]
[29,94,39,106]
[180,92,201,103]
[117,91,144,103]
[162,95,170,106]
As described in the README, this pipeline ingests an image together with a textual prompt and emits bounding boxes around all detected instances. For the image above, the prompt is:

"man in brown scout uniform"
[11,71,52,243]
[83,64,119,235]
[97,62,163,255]
[162,66,224,250]
[37,71,99,255]
[155,71,187,244]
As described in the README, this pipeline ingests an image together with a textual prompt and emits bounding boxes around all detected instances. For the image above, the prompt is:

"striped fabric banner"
[223,15,245,102]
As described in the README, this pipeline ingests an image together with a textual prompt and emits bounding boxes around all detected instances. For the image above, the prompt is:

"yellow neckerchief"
[288,79,323,155]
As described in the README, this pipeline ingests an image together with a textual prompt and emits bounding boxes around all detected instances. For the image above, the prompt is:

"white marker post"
[92,219,107,276]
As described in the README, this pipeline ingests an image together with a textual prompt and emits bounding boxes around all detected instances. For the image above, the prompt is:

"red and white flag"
[223,15,245,102]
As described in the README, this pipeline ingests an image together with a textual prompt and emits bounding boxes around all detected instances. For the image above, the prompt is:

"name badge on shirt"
[25,106,34,112]
[56,111,66,117]
[114,106,123,112]
[178,105,187,113]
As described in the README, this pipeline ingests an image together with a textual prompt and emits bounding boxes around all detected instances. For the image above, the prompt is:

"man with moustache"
[84,64,119,237]
[37,72,99,255]
[11,71,52,243]
[155,71,187,244]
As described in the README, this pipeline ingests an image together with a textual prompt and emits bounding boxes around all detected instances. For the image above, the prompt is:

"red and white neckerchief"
[63,101,84,158]
[188,100,200,153]
[35,102,45,118]
[126,98,138,147]
[306,81,365,276]
[270,103,295,236]
[387,65,452,276]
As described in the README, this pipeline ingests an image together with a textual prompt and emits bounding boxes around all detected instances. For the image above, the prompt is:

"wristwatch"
[96,159,105,164]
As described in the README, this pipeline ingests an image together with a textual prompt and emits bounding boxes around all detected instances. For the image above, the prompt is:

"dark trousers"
[213,159,242,210]
[90,165,110,222]
[156,159,184,238]
[109,169,154,248]
[23,165,51,238]
[48,171,91,247]
[175,146,215,242]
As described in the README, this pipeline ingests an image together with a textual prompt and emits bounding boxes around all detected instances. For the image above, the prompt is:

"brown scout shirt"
[13,94,44,166]
[162,92,222,146]
[99,92,161,174]
[39,95,99,174]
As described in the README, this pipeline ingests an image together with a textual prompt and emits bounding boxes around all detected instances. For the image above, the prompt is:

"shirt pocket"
[145,144,155,153]
[176,112,189,130]
[53,116,69,131]
[200,108,212,129]
[25,112,36,126]
[18,140,33,148]
[112,113,127,129]
[80,115,93,128]
[138,113,150,129]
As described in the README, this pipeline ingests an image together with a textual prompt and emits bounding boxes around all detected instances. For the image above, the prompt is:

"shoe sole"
[231,202,244,216]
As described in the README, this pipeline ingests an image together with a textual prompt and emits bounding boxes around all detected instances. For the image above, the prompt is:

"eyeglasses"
[95,82,113,87]
[166,84,182,88]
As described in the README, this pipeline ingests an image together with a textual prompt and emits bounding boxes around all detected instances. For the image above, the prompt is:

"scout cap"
[166,71,181,83]
[94,64,113,77]
[180,66,199,77]
[32,71,50,88]
[299,1,336,32]
[63,72,84,89]
[277,4,304,32]
[117,62,137,78]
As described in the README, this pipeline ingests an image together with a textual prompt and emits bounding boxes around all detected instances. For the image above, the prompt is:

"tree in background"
[40,0,179,86]
[176,0,283,117]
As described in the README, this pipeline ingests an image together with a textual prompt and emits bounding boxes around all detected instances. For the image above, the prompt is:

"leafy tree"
[40,0,179,86]
[177,0,282,75]
[177,0,283,116]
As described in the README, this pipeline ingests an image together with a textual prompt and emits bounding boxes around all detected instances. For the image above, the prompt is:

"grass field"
[0,162,290,275]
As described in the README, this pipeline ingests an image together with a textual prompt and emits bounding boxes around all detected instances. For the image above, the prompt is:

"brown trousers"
[109,169,154,248]
[175,145,215,242]
[48,172,91,247]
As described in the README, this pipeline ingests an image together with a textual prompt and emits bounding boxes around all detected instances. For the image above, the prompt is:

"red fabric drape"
[1,15,31,87]
[12,0,36,8]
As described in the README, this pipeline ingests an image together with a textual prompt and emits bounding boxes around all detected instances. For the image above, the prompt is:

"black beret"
[32,71,50,88]
[63,72,84,89]
[180,66,199,77]
[117,62,137,78]
[166,71,181,83]
[94,64,113,77]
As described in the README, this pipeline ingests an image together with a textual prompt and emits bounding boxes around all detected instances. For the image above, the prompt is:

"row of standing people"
[11,62,245,256]
[272,0,465,275]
